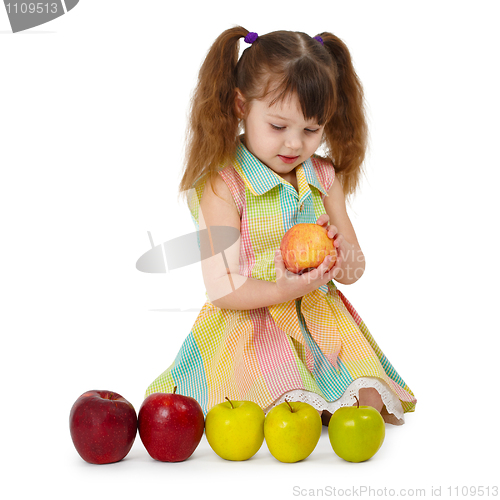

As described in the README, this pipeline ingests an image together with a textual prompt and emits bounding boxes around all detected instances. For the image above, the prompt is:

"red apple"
[280,223,337,274]
[138,387,205,462]
[69,390,137,464]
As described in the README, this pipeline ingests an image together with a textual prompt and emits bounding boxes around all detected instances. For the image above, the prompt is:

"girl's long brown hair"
[179,26,368,204]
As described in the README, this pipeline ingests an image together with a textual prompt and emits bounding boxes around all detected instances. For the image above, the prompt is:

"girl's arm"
[198,174,341,311]
[321,177,366,285]
[198,173,278,310]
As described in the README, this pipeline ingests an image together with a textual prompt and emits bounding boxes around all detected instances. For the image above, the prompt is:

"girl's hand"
[316,214,346,267]
[274,246,343,301]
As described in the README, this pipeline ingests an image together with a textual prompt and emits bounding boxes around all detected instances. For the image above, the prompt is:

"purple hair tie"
[244,32,258,44]
[313,35,324,45]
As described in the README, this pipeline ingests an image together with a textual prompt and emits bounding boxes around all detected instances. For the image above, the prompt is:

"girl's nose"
[284,134,302,151]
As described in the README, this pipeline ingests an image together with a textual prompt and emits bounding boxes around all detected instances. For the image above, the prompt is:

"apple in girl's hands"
[138,387,204,462]
[205,397,265,461]
[264,401,322,463]
[328,396,385,462]
[280,223,337,275]
[69,390,137,464]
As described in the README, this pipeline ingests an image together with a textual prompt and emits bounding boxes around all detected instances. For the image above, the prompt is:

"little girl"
[145,27,416,425]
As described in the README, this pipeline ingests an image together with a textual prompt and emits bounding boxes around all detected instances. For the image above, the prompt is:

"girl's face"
[236,91,325,181]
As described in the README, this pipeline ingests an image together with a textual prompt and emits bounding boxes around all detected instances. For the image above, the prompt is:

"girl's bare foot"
[321,410,332,426]
[381,405,404,425]
[322,388,404,426]
[357,387,384,411]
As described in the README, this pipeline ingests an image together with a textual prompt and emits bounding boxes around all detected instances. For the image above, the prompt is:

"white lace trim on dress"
[264,377,405,424]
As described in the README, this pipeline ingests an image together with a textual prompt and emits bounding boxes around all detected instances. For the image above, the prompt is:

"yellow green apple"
[328,396,385,462]
[205,397,265,461]
[264,401,322,463]
[280,223,337,275]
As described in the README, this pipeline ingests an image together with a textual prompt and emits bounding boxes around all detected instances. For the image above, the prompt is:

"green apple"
[205,397,265,461]
[264,401,322,463]
[328,396,385,462]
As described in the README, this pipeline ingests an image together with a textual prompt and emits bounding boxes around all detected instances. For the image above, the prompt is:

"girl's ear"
[234,88,246,119]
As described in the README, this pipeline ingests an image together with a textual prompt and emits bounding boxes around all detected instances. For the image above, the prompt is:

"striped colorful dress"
[145,141,416,423]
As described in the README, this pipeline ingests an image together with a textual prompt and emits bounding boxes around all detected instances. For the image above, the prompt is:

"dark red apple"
[69,390,137,464]
[138,387,205,462]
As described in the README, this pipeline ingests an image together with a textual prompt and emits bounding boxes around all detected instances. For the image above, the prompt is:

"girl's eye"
[270,124,320,133]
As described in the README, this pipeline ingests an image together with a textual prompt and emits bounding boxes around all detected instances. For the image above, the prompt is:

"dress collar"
[232,139,329,198]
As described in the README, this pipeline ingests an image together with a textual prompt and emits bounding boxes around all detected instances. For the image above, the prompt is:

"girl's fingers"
[325,255,339,274]
[320,255,332,275]
[327,225,338,239]
[317,214,329,226]
[274,249,285,276]
[333,257,342,274]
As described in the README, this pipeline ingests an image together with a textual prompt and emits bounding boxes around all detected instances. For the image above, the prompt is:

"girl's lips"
[278,155,299,164]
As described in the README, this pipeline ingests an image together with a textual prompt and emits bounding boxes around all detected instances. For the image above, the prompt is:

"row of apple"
[70,388,385,465]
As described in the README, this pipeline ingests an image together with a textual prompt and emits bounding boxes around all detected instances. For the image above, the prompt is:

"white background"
[1,1,499,498]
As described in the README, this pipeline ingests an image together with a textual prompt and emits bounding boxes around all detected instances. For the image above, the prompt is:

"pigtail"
[179,26,249,200]
[318,32,369,202]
